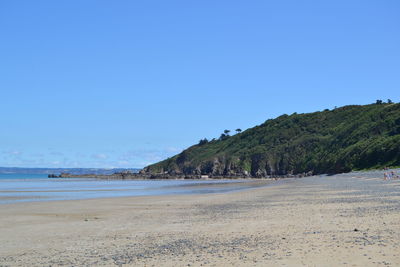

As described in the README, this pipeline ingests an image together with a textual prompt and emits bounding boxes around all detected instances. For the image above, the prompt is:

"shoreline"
[48,170,317,179]
[47,167,400,181]
[1,171,399,266]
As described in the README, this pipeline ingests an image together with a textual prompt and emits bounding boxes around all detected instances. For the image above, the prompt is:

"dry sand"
[1,172,399,266]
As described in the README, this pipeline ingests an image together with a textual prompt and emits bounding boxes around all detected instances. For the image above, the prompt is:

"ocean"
[0,173,267,204]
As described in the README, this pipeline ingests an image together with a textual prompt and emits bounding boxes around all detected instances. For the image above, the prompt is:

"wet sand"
[0,178,272,204]
[1,171,399,266]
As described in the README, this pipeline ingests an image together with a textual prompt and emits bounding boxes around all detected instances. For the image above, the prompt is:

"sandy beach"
[1,171,399,266]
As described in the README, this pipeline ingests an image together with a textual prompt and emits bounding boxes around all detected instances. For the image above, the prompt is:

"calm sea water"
[0,173,264,204]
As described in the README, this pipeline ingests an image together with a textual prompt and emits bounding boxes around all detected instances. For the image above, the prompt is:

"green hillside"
[144,102,400,177]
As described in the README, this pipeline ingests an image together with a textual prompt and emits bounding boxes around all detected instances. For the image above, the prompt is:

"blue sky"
[1,0,399,168]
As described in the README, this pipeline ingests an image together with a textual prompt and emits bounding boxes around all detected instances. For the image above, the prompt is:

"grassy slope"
[145,103,400,176]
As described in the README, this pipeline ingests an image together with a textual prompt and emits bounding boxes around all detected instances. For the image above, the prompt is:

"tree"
[224,129,231,135]
[388,99,393,104]
[198,138,209,145]
[236,128,242,134]
[376,99,383,105]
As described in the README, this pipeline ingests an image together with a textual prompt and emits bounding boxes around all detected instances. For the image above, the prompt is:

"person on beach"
[384,172,389,180]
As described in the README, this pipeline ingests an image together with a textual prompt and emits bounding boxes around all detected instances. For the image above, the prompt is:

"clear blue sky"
[1,0,399,168]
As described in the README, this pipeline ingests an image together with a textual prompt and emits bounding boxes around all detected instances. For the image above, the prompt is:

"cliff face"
[144,103,400,177]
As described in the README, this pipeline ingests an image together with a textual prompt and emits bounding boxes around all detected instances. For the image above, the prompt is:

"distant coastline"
[0,167,140,175]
